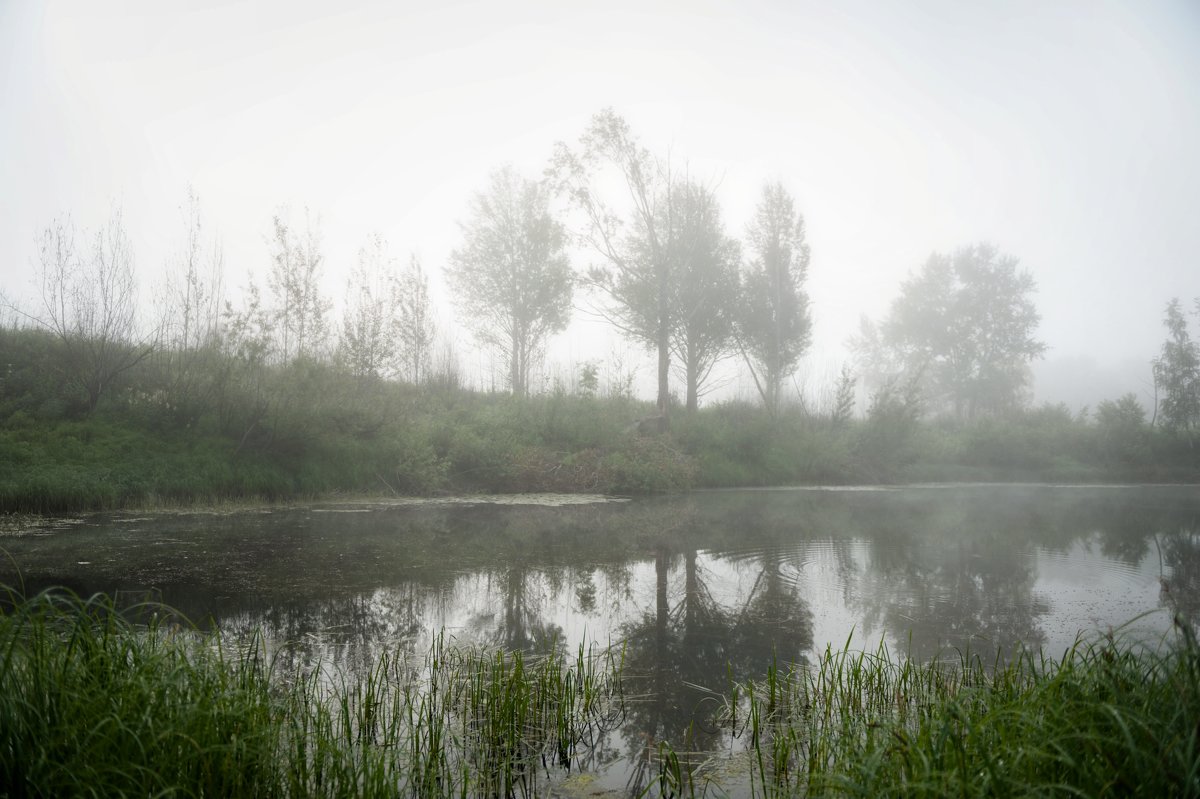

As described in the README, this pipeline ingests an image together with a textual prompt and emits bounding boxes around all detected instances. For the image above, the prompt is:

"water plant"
[0,586,626,798]
[699,623,1200,797]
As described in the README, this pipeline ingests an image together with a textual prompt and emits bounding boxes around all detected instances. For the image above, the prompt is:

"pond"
[3,484,1198,793]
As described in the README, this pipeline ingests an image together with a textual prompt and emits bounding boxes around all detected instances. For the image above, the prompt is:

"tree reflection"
[619,544,813,794]
[852,527,1049,660]
[730,549,813,673]
[485,564,564,652]
[1160,529,1200,635]
[219,583,430,681]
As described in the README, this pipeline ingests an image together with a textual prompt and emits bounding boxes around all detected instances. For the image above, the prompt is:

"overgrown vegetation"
[2,323,1199,513]
[659,624,1200,797]
[0,587,624,798]
[3,587,1198,797]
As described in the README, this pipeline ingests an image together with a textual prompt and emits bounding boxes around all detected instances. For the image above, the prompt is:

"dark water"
[3,484,1198,789]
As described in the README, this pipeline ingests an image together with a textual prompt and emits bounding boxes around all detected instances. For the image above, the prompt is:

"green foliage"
[3,322,1200,513]
[738,182,812,417]
[855,376,925,479]
[6,588,1196,798]
[1154,297,1200,435]
[710,628,1200,797]
[871,244,1046,419]
[1096,393,1151,468]
[0,589,624,798]
[447,166,573,397]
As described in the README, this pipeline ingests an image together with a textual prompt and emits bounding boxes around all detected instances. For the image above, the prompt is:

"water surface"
[3,484,1197,791]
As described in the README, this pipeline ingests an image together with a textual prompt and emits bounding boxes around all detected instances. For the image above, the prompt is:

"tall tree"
[164,188,225,354]
[665,180,741,412]
[1153,297,1200,434]
[339,237,436,383]
[550,109,678,428]
[339,232,396,380]
[157,189,226,422]
[28,209,153,413]
[876,243,1045,418]
[737,182,812,417]
[446,166,573,397]
[268,208,330,363]
[394,254,435,384]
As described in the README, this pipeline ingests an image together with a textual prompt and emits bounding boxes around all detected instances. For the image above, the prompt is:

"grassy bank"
[2,325,1198,512]
[3,588,1198,797]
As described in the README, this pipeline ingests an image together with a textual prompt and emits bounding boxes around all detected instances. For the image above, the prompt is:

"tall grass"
[0,587,625,798]
[695,624,1200,797]
[5,583,1199,797]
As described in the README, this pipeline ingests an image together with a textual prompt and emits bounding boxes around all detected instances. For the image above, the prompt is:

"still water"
[3,484,1198,788]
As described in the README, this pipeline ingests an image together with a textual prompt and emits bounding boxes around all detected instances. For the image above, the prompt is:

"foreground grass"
[4,587,1199,798]
[681,626,1200,797]
[0,588,624,798]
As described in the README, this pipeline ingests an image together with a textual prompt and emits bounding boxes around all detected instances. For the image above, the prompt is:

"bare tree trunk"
[510,325,522,397]
[657,324,671,430]
[685,341,699,414]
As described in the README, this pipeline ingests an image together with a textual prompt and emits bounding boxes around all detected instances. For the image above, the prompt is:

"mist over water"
[5,484,1196,777]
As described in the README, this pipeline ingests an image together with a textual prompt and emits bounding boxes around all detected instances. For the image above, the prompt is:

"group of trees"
[445,110,814,419]
[6,200,439,421]
[550,110,813,423]
[229,208,436,384]
[20,106,1196,445]
[449,110,1052,428]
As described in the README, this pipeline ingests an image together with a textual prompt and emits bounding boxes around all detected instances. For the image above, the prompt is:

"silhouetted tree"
[1153,298,1200,435]
[156,189,226,422]
[665,180,741,412]
[27,209,153,413]
[1095,393,1150,465]
[551,109,677,427]
[162,188,225,355]
[268,208,330,363]
[395,255,435,384]
[447,166,572,397]
[874,244,1045,418]
[339,232,396,379]
[737,183,812,417]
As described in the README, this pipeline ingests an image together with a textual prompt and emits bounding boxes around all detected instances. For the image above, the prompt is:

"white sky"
[2,0,1198,405]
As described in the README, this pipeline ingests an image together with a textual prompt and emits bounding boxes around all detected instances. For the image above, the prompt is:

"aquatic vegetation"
[0,587,625,798]
[4,580,1198,798]
[667,625,1200,797]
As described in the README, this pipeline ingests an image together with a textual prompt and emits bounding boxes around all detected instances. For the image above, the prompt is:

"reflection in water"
[1161,530,1200,634]
[618,546,814,795]
[2,486,1198,782]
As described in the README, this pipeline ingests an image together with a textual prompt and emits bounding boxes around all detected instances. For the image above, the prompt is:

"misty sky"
[2,0,1198,407]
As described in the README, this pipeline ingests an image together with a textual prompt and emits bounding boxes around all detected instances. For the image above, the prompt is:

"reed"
[713,622,1200,798]
[0,587,625,798]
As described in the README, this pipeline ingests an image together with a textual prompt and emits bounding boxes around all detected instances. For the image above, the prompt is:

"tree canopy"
[1153,298,1200,434]
[737,182,812,417]
[447,166,573,397]
[666,180,741,412]
[551,109,679,427]
[870,243,1045,419]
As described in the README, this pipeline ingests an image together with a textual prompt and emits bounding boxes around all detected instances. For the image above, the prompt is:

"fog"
[3,0,1198,408]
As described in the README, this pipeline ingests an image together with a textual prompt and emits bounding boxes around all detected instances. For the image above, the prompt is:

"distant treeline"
[1,110,1061,428]
[3,109,1200,512]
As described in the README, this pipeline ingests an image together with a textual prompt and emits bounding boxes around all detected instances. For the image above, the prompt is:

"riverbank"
[3,587,1197,797]
[3,326,1197,513]
[3,395,1197,514]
